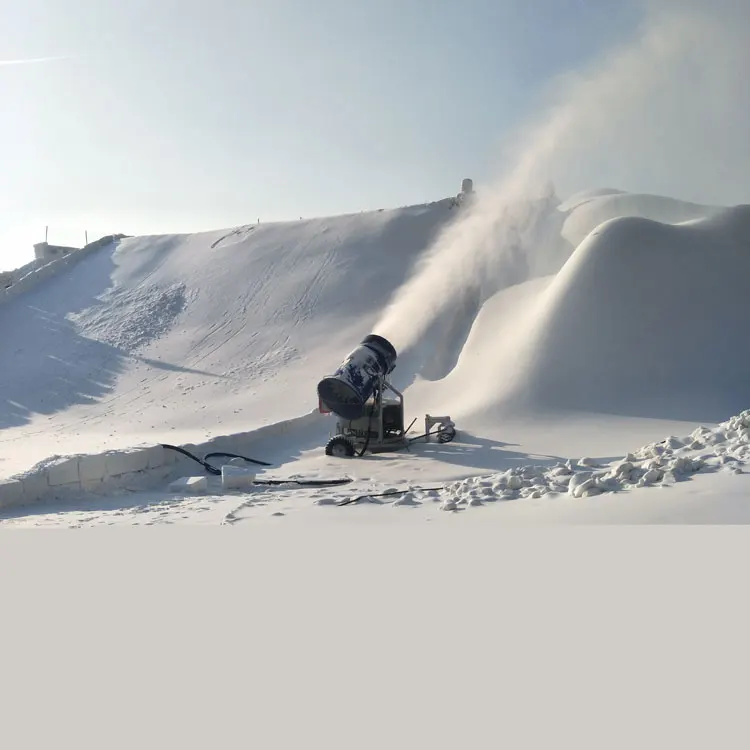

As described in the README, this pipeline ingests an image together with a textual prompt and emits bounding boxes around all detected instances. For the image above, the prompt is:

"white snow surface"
[557,190,724,247]
[2,189,750,526]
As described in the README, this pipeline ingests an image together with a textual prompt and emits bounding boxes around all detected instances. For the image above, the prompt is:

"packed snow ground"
[2,188,750,525]
[4,409,750,527]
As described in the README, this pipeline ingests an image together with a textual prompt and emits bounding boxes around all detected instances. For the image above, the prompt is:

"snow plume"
[374,2,750,353]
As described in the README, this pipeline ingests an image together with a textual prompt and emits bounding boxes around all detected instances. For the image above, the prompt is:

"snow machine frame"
[323,375,456,458]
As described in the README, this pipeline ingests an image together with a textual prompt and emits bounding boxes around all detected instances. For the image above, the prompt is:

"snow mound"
[560,191,723,248]
[466,205,750,422]
[404,198,750,425]
[556,187,626,212]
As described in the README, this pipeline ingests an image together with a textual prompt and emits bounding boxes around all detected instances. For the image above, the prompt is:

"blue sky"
[0,0,647,270]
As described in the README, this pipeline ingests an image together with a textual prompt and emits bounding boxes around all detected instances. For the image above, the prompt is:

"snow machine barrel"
[317,334,398,420]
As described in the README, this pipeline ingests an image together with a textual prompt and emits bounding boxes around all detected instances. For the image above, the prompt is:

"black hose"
[256,477,352,487]
[160,443,352,488]
[204,451,272,467]
[161,443,271,476]
[337,485,445,506]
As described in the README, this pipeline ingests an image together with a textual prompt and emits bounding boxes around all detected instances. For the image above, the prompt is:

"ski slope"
[2,188,750,526]
[0,200,459,474]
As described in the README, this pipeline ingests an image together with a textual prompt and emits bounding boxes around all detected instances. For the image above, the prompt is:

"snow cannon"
[317,334,397,420]
[318,334,457,458]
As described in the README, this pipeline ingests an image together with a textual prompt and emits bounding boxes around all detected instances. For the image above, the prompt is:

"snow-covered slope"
[515,206,750,421]
[0,201,459,476]
[2,188,750,525]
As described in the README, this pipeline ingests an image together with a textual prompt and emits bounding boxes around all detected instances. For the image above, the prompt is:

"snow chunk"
[392,492,421,507]
[168,476,208,494]
[69,282,188,352]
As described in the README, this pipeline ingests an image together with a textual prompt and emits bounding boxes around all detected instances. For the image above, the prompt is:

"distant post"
[85,230,88,245]
[45,225,48,243]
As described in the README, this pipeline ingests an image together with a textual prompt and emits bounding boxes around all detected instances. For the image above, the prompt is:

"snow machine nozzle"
[317,334,397,420]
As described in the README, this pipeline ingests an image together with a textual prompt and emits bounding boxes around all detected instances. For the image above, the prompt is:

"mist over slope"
[0,179,750,490]
[400,198,750,427]
[372,0,750,361]
[3,183,749,483]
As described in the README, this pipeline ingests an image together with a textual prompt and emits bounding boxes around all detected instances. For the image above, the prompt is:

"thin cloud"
[0,55,74,67]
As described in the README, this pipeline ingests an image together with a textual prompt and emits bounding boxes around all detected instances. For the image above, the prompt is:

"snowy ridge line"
[0,238,119,308]
[0,410,322,511]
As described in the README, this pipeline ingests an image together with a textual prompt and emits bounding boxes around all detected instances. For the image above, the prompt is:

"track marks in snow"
[210,225,256,249]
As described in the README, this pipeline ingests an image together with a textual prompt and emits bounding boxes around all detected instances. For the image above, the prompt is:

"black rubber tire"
[325,435,356,458]
[437,425,456,444]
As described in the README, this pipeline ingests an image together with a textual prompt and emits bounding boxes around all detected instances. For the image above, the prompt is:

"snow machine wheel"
[437,425,456,444]
[325,435,356,458]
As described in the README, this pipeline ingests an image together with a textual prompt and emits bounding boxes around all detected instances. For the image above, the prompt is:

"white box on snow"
[221,465,257,491]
